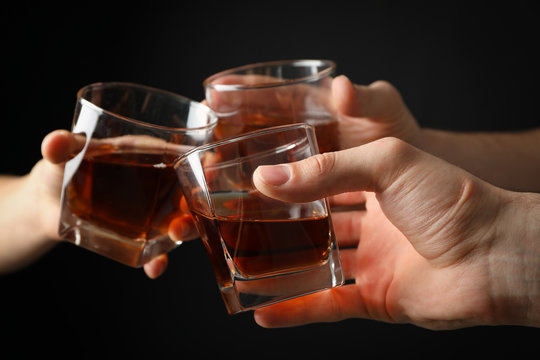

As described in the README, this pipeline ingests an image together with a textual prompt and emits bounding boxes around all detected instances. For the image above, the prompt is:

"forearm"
[420,128,540,192]
[0,175,56,274]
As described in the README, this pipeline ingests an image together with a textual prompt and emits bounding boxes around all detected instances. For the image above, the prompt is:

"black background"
[2,1,539,358]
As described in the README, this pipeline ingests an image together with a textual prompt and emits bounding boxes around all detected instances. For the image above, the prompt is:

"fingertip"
[169,215,198,241]
[253,293,313,328]
[252,164,295,203]
[253,304,292,328]
[143,254,168,279]
[332,74,351,89]
[331,75,350,104]
[253,309,273,328]
[254,165,291,187]
[41,130,74,164]
[255,152,348,203]
[332,75,359,117]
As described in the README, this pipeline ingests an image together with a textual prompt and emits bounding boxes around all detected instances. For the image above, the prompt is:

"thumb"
[253,137,501,266]
[332,76,420,148]
[41,130,85,164]
[332,75,408,122]
[253,137,419,203]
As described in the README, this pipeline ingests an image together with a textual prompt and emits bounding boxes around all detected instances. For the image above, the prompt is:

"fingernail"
[257,165,291,186]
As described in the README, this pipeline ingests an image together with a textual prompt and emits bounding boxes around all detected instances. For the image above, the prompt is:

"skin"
[249,76,540,329]
[1,75,538,328]
[252,140,540,329]
[0,130,198,277]
[331,75,540,192]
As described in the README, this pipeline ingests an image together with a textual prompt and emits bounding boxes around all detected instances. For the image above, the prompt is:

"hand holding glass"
[175,124,343,314]
[58,82,217,267]
[204,59,338,153]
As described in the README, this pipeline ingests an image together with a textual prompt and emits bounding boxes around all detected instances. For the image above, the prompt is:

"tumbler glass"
[203,59,338,153]
[58,82,217,267]
[174,123,343,314]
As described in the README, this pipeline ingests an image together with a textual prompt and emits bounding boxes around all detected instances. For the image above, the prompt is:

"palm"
[334,190,493,330]
[343,198,426,325]
[341,194,414,323]
[255,185,494,330]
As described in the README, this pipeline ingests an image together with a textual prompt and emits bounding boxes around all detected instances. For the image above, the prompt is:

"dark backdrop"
[2,1,539,358]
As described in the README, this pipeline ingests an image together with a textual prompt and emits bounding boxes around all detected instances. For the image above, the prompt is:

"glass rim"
[203,59,336,91]
[174,123,315,168]
[77,81,218,132]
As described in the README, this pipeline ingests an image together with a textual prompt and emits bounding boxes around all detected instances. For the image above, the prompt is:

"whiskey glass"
[174,123,343,314]
[203,59,338,153]
[58,82,217,267]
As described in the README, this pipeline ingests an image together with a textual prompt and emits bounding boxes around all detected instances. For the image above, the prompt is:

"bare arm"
[420,128,540,192]
[0,130,194,276]
[332,76,540,192]
[0,172,57,273]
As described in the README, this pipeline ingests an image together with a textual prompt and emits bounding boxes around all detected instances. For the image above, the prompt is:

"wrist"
[488,191,540,327]
[26,160,63,242]
[0,172,56,273]
[416,128,450,157]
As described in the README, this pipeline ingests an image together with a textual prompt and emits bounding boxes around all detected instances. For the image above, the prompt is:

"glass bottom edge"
[219,251,344,314]
[59,218,180,268]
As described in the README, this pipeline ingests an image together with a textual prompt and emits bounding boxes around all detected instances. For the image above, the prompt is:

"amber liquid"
[214,113,338,153]
[66,149,183,241]
[191,193,332,285]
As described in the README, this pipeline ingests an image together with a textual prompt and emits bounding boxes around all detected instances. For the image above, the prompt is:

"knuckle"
[304,152,337,176]
[371,137,420,191]
[370,81,406,116]
[377,137,411,157]
[371,79,393,90]
[371,80,399,97]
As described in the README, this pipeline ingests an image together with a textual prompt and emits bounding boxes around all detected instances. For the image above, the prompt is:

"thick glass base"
[220,244,343,314]
[59,214,180,268]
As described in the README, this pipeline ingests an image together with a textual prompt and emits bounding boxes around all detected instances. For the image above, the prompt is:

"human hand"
[206,73,421,150]
[34,130,198,278]
[332,75,422,149]
[334,76,540,193]
[204,73,335,151]
[251,138,540,329]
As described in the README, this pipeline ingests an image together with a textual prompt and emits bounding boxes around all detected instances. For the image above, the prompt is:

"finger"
[329,191,367,212]
[143,254,169,279]
[206,74,331,116]
[206,74,291,115]
[254,285,367,328]
[41,130,85,164]
[255,137,495,266]
[207,73,282,87]
[330,211,363,248]
[102,135,194,154]
[252,137,421,203]
[328,191,366,206]
[168,214,199,242]
[339,248,359,280]
[332,75,406,122]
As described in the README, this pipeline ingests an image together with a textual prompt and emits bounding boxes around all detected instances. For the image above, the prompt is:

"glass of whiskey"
[58,82,217,267]
[174,123,344,314]
[203,59,339,154]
